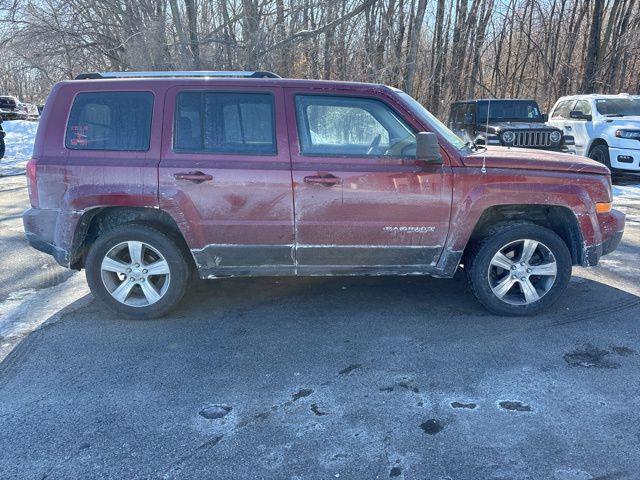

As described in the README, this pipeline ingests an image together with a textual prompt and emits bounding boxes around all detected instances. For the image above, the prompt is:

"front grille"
[512,130,555,147]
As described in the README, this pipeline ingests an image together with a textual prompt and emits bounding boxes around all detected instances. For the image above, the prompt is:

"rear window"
[174,91,276,155]
[65,91,154,151]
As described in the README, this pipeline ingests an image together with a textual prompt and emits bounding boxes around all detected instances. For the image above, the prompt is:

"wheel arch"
[69,206,194,270]
[463,204,584,266]
[588,137,608,155]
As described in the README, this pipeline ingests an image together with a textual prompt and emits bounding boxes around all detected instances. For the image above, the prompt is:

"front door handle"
[174,171,213,183]
[303,175,341,187]
[564,125,572,131]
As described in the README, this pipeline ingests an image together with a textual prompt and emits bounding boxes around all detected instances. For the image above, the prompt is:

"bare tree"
[1,0,638,114]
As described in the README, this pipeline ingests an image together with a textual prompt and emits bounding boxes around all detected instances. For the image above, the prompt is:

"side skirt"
[192,244,452,279]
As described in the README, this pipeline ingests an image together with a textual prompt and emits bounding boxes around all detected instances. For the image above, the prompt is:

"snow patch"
[613,183,640,200]
[1,120,38,176]
[0,273,90,361]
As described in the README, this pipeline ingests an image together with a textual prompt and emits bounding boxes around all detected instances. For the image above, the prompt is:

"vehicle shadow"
[171,272,640,342]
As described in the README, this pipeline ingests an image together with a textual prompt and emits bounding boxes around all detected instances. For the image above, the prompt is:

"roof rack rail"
[74,70,281,80]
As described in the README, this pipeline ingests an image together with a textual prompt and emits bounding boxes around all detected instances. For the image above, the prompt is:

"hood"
[462,146,609,175]
[481,121,559,134]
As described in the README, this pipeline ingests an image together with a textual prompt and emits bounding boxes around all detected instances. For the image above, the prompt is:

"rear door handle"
[303,175,341,186]
[173,171,213,183]
[564,125,572,131]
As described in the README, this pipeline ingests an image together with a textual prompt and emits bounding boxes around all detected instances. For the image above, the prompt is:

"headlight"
[616,129,640,140]
[502,131,515,143]
[549,131,562,143]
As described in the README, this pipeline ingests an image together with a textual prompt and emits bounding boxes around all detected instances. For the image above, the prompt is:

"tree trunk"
[580,0,604,93]
[403,0,427,94]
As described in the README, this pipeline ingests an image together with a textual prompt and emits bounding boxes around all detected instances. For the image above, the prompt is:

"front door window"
[295,95,416,158]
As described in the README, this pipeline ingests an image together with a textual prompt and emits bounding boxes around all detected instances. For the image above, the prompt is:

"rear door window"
[174,92,276,154]
[65,91,153,151]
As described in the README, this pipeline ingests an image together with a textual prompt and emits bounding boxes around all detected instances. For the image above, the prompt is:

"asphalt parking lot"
[1,175,639,480]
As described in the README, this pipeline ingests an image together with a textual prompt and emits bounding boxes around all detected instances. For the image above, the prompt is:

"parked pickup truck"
[548,93,640,172]
[448,99,574,152]
[23,71,624,318]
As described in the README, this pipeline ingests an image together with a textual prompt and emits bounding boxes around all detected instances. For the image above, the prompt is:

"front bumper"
[583,208,625,266]
[609,146,640,171]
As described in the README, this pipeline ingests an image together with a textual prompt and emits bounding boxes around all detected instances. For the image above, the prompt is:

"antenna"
[481,98,491,174]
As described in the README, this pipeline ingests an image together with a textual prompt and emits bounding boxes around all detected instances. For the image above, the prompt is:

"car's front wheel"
[85,224,190,319]
[589,144,612,170]
[466,222,572,316]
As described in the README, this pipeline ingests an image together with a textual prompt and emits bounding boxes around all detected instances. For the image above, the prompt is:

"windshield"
[595,98,640,116]
[397,91,467,150]
[477,100,542,122]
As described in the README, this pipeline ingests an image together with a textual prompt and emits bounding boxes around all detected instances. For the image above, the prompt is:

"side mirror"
[541,113,549,122]
[569,110,592,121]
[415,132,442,164]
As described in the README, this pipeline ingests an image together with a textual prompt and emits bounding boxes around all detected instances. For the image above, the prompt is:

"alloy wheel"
[487,239,557,305]
[100,241,171,307]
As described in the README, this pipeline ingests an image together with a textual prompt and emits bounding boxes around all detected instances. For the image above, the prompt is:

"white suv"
[548,94,640,172]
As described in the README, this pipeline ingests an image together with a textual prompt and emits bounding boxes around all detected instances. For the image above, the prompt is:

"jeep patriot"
[23,71,625,318]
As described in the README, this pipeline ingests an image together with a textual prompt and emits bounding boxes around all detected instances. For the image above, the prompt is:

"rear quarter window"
[65,91,154,151]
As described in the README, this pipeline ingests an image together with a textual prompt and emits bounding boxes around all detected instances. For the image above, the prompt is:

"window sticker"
[69,125,88,146]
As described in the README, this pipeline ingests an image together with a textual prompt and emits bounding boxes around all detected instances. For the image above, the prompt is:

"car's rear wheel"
[85,224,190,319]
[466,222,572,316]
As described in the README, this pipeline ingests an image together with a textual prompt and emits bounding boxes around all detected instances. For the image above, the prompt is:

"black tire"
[0,138,5,160]
[465,222,572,316]
[85,224,190,319]
[589,144,612,170]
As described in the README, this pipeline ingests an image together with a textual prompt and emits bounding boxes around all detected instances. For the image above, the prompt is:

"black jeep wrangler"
[448,99,574,152]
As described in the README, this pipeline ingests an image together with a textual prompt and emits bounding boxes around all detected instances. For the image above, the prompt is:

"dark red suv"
[23,71,625,318]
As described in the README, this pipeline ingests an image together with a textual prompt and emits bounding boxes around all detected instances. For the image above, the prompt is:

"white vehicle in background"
[548,93,640,172]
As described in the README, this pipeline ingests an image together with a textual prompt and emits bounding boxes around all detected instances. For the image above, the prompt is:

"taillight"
[26,159,38,207]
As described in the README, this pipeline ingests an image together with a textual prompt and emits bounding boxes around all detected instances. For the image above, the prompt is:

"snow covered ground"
[1,120,39,176]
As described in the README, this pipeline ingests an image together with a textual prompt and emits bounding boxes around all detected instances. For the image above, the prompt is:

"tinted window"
[295,95,414,157]
[463,103,475,125]
[66,92,153,151]
[477,100,542,122]
[551,100,574,119]
[174,92,276,154]
[594,98,640,116]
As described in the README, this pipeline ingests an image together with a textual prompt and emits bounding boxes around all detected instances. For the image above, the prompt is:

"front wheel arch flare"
[464,204,584,266]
